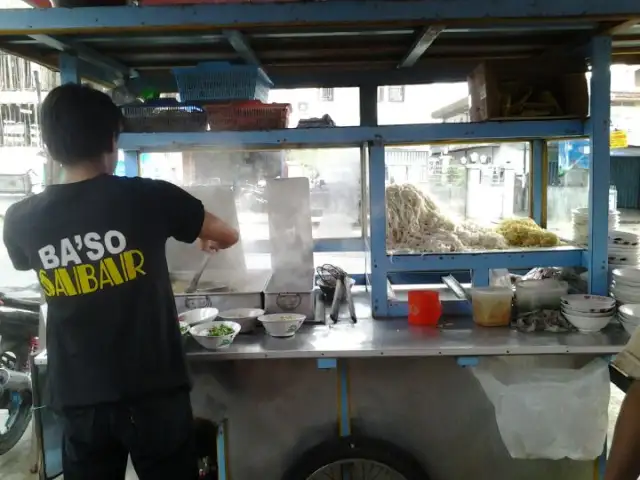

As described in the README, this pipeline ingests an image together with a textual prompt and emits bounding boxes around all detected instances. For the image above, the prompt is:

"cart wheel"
[282,435,430,480]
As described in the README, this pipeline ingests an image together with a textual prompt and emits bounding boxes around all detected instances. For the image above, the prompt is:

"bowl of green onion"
[189,320,241,350]
[179,320,191,345]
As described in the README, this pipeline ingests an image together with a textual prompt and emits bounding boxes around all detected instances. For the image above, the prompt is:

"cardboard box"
[468,61,589,122]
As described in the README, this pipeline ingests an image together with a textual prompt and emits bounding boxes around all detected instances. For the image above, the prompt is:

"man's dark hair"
[40,83,123,165]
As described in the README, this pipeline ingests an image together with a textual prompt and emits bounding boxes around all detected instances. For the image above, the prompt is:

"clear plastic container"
[471,287,513,327]
[515,279,569,313]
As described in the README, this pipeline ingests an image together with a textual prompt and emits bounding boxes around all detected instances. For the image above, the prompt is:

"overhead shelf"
[0,1,639,32]
[385,246,585,272]
[118,120,587,151]
[0,3,639,88]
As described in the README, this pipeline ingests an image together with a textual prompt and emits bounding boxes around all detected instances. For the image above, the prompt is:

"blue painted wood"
[386,247,584,272]
[119,120,586,150]
[586,36,613,296]
[0,2,634,33]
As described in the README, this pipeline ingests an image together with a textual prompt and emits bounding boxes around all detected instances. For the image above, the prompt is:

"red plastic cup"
[408,290,442,327]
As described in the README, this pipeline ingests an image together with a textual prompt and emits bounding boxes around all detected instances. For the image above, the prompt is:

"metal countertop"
[33,294,630,366]
[186,295,630,361]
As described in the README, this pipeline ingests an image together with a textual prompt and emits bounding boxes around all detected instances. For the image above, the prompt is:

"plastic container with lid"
[515,279,569,313]
[470,287,513,327]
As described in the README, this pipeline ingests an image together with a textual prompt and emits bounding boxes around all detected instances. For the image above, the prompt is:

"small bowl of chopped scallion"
[190,320,241,350]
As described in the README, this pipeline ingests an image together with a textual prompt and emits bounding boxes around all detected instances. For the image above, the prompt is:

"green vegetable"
[207,324,235,337]
[180,325,189,335]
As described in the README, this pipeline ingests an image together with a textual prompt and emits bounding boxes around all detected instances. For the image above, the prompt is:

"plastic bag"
[471,356,609,460]
[490,269,512,288]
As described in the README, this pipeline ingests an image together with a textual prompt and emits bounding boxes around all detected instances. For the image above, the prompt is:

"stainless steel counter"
[33,292,630,366]
[186,293,630,360]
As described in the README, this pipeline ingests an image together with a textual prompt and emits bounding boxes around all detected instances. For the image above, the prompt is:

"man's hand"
[199,239,221,253]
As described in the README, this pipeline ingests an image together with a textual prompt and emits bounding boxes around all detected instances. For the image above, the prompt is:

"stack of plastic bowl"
[571,208,620,245]
[608,231,640,269]
[611,267,640,305]
[618,304,640,335]
[560,294,616,333]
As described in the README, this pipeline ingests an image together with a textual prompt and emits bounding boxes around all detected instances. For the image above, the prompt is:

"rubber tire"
[0,390,32,455]
[282,435,431,480]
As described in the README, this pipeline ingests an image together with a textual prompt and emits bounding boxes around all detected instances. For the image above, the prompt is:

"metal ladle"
[186,255,211,294]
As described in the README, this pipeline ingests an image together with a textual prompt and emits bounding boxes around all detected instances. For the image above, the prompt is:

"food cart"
[2,1,640,479]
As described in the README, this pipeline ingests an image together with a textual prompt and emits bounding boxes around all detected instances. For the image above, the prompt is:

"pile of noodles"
[385,183,508,253]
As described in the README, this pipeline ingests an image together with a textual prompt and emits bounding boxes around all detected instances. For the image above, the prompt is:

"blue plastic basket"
[172,62,273,103]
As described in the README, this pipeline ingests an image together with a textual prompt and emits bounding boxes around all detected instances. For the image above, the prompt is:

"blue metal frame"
[531,139,545,226]
[118,120,585,151]
[59,53,80,85]
[30,34,136,80]
[216,421,228,480]
[1,2,638,33]
[368,143,390,317]
[586,36,613,296]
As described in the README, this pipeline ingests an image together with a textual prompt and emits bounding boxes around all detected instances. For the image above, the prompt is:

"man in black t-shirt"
[2,84,239,480]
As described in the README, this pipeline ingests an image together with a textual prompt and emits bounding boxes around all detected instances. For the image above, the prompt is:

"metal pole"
[587,35,613,296]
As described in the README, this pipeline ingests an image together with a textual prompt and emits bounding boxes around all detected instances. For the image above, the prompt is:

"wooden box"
[468,61,589,122]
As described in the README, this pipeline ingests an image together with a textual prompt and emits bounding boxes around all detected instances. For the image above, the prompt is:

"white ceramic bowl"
[619,304,640,320]
[610,230,640,245]
[560,294,615,313]
[178,308,219,327]
[619,313,640,325]
[619,316,639,335]
[613,267,640,286]
[190,320,241,350]
[561,306,613,318]
[562,312,613,333]
[217,308,265,333]
[258,313,305,338]
[611,285,640,299]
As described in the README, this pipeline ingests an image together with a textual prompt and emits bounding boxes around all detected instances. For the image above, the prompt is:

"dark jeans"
[60,389,198,480]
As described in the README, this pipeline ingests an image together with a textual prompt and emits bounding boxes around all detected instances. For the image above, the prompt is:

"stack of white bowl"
[608,231,640,268]
[619,304,640,335]
[561,294,616,333]
[610,267,640,304]
[571,208,620,245]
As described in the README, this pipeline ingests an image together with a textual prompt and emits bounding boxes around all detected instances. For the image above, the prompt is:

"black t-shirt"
[3,174,205,409]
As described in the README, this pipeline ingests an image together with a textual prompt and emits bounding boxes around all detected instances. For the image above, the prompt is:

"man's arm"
[147,179,239,248]
[606,380,640,480]
[199,212,239,251]
[2,205,31,271]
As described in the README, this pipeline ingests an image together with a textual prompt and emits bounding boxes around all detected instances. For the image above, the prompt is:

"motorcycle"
[0,293,40,455]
